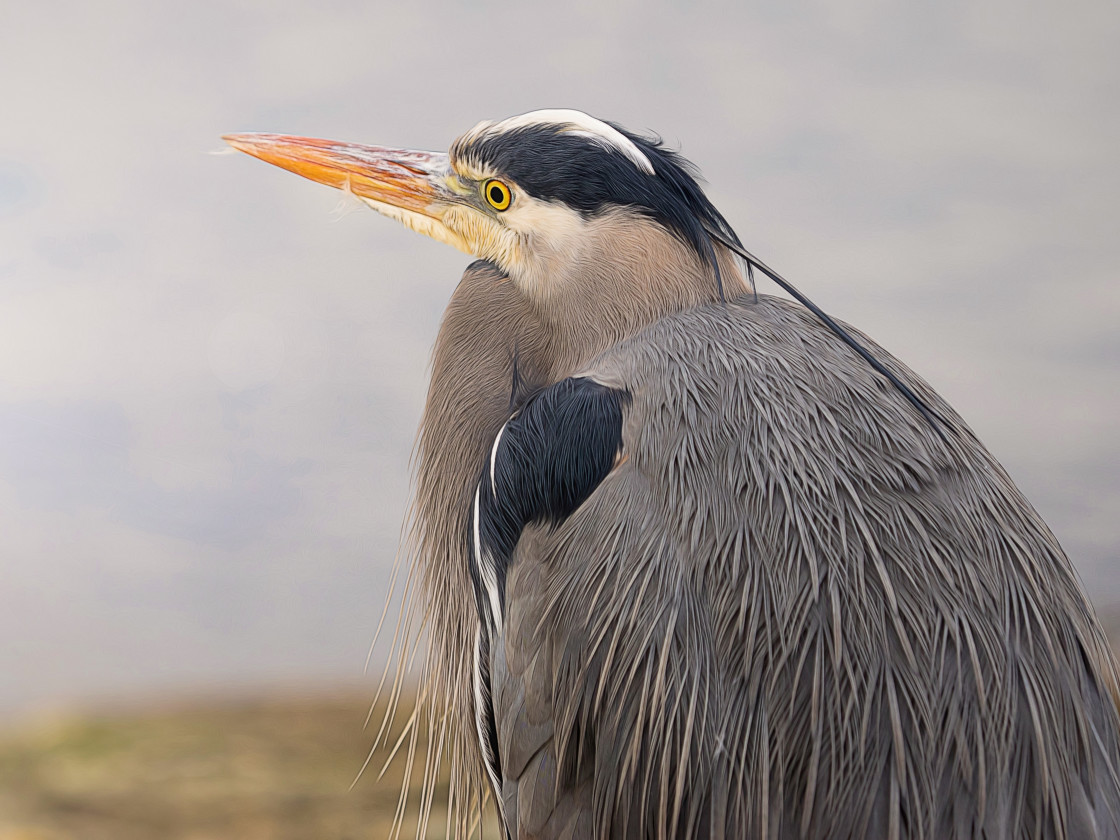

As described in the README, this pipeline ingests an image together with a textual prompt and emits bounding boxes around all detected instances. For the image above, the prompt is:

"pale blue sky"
[0,0,1117,719]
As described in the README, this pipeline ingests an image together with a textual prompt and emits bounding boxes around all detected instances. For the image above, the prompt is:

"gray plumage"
[223,110,1120,840]
[417,262,1120,840]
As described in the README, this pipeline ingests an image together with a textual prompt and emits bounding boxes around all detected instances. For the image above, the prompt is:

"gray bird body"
[223,111,1120,840]
[420,262,1120,840]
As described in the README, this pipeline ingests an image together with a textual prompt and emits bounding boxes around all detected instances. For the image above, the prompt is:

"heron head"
[224,109,741,301]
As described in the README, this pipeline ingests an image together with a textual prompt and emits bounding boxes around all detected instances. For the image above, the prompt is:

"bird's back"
[488,295,1120,839]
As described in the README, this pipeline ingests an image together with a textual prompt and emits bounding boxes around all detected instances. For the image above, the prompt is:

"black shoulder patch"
[468,377,628,631]
[467,378,627,819]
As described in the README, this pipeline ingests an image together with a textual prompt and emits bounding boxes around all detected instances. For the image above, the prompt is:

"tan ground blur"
[1,613,1117,840]
[0,690,498,840]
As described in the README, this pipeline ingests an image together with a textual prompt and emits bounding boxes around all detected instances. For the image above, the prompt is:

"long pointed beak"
[223,132,475,253]
[223,133,455,218]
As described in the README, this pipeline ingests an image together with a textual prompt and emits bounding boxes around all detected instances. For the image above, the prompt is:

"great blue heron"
[225,110,1120,840]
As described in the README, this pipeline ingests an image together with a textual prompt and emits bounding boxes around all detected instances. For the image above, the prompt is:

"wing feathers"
[484,297,1120,839]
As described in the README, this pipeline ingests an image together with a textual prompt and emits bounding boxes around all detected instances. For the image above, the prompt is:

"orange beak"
[222,133,454,219]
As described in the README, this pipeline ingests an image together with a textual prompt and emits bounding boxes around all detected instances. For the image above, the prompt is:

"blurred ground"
[0,610,1117,840]
[0,690,497,840]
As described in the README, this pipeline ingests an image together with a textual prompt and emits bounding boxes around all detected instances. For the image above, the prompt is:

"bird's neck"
[417,229,750,511]
[525,212,750,373]
[409,241,746,801]
[408,262,551,799]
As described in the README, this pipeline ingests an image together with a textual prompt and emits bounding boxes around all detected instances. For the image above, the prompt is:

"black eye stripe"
[457,125,743,265]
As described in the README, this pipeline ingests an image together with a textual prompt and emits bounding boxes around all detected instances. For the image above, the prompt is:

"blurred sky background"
[0,0,1117,722]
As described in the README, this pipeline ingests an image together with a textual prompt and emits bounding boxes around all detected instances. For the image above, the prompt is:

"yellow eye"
[483,179,511,211]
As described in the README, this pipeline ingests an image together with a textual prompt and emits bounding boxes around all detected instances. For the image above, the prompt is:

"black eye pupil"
[490,186,503,203]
